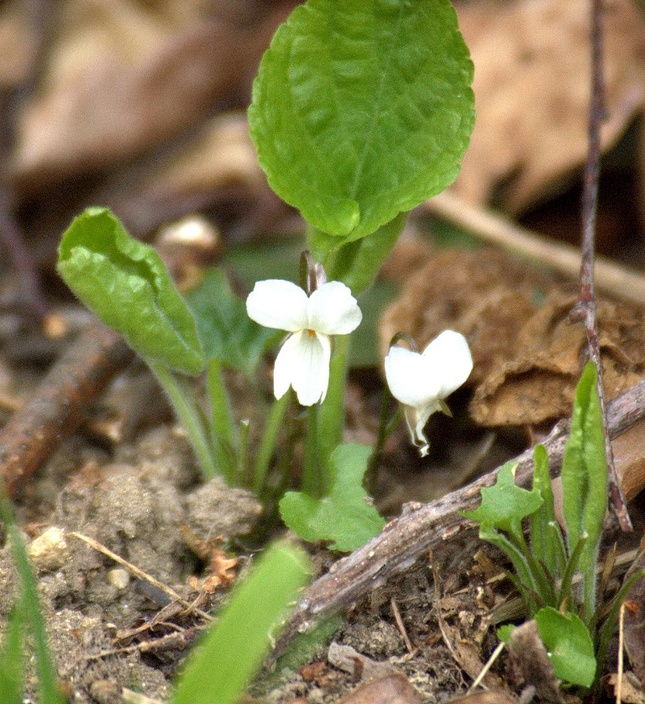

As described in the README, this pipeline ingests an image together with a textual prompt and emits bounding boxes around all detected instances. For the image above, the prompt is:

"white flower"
[384,330,473,457]
[246,279,362,406]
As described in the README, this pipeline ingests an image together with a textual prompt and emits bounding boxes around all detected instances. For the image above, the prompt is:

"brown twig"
[0,323,133,497]
[423,192,645,306]
[573,0,632,531]
[272,378,645,657]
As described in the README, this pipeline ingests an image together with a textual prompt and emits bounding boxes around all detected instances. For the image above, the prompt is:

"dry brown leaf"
[10,1,292,190]
[379,248,551,385]
[471,289,645,426]
[454,0,645,212]
[379,248,645,427]
[336,673,422,704]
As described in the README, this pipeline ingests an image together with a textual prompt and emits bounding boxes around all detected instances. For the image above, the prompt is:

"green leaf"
[279,443,386,551]
[173,541,310,704]
[561,361,608,619]
[309,212,407,294]
[249,0,475,244]
[496,624,515,644]
[535,607,596,687]
[58,208,204,375]
[463,462,543,536]
[0,486,67,704]
[185,267,280,375]
[531,444,561,578]
[0,605,24,704]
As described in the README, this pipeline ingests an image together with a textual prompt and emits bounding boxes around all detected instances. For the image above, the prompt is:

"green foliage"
[535,608,596,688]
[279,443,386,551]
[561,361,608,621]
[173,541,310,704]
[58,208,204,375]
[0,485,66,704]
[185,268,280,376]
[463,362,612,687]
[249,0,474,247]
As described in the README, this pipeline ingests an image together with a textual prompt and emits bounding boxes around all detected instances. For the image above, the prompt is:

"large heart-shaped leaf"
[249,0,475,244]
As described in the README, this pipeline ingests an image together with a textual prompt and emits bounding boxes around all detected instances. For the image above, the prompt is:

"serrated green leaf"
[249,0,474,244]
[185,268,280,375]
[58,208,204,375]
[462,462,543,536]
[173,541,310,704]
[279,443,385,551]
[535,607,596,687]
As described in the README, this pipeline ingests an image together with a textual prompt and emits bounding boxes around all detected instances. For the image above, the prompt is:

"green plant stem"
[302,404,320,498]
[207,358,238,483]
[365,392,398,495]
[237,420,251,488]
[317,334,351,494]
[253,392,291,495]
[148,361,218,480]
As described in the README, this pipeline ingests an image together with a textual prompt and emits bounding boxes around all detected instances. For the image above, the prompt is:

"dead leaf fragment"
[336,673,421,704]
[379,248,551,385]
[471,289,645,426]
[507,620,563,704]
[454,0,645,212]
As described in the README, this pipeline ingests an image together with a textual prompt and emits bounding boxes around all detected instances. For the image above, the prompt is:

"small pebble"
[107,568,131,590]
[28,526,68,571]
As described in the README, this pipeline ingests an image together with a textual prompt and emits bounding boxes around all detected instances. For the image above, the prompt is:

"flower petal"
[307,281,362,335]
[246,279,308,332]
[403,405,432,458]
[421,330,473,398]
[384,345,442,408]
[273,330,331,406]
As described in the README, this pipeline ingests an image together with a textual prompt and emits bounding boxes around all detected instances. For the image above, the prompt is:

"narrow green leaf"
[0,605,24,704]
[279,443,386,551]
[173,541,310,704]
[249,0,474,244]
[0,485,66,704]
[561,361,608,619]
[58,208,204,375]
[535,607,596,687]
[531,444,559,577]
[185,267,280,375]
[462,462,543,536]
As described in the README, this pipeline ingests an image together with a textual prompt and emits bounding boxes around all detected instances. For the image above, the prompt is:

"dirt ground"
[1,1,645,703]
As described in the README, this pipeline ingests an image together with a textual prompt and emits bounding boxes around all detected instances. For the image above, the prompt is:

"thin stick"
[0,323,133,497]
[271,378,645,658]
[423,192,645,306]
[575,0,631,531]
[70,531,212,622]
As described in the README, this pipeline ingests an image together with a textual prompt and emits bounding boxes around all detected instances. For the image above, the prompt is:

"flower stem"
[253,391,290,495]
[148,361,218,480]
[317,334,351,494]
[206,358,237,485]
[302,404,320,497]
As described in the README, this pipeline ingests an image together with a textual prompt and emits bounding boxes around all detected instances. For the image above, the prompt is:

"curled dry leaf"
[379,248,551,386]
[454,0,645,212]
[471,289,645,426]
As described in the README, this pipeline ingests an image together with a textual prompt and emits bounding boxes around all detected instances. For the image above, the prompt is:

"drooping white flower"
[384,330,473,457]
[246,279,362,406]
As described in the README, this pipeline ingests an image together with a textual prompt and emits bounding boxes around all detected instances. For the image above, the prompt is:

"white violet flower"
[384,330,473,458]
[246,279,362,406]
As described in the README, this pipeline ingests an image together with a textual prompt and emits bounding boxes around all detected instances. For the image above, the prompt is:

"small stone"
[28,526,68,572]
[107,568,130,590]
